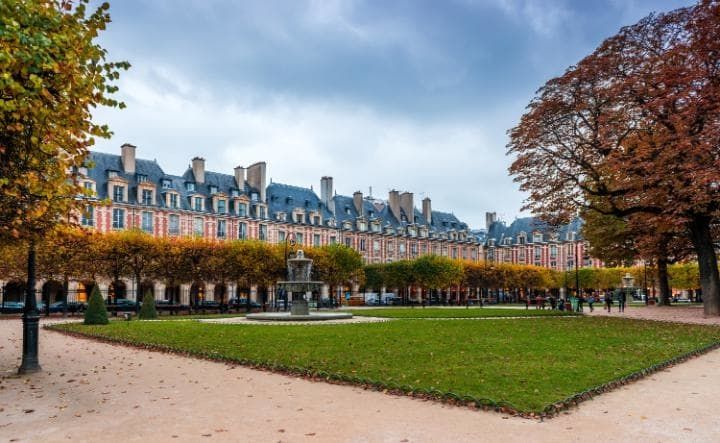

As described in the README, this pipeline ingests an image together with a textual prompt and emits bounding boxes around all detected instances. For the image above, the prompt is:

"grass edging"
[45,323,720,419]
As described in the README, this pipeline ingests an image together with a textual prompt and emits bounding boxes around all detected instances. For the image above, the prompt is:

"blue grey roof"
[486,217,583,245]
[267,182,333,222]
[86,152,166,202]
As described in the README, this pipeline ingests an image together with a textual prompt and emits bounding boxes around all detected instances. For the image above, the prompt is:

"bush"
[138,289,157,320]
[84,284,109,325]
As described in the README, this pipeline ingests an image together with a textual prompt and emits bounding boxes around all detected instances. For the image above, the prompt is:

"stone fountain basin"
[246,312,353,321]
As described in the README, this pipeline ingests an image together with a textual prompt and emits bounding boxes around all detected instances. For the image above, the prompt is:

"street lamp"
[622,272,635,306]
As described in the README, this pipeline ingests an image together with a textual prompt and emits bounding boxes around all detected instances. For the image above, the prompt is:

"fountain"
[246,250,353,321]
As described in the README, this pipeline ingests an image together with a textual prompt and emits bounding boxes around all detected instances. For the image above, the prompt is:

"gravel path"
[1,318,719,442]
[585,305,720,325]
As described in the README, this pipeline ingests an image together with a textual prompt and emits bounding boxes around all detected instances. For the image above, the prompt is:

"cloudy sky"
[92,0,689,229]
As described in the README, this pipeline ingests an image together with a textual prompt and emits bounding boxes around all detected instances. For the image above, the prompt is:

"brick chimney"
[400,192,414,223]
[353,191,363,215]
[486,212,497,230]
[191,157,205,184]
[246,162,267,202]
[422,197,432,224]
[234,165,246,189]
[121,143,136,174]
[388,190,401,222]
[321,176,334,215]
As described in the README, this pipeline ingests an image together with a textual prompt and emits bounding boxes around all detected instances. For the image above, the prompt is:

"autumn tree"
[0,0,128,371]
[508,2,720,315]
[311,244,364,307]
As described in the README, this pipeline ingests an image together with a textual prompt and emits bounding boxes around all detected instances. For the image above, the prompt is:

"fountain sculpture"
[246,250,353,321]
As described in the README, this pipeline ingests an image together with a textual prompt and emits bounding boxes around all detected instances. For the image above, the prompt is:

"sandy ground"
[585,304,720,325]
[1,318,720,443]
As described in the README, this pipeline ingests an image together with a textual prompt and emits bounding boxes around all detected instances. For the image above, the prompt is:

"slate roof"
[485,216,583,245]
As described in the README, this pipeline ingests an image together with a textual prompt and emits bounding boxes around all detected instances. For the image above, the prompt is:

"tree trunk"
[688,215,720,316]
[656,257,671,306]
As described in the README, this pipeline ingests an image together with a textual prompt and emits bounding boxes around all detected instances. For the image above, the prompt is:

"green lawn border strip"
[44,323,720,420]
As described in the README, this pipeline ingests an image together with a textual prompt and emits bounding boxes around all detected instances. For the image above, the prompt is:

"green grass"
[151,313,246,321]
[350,307,577,318]
[51,317,720,413]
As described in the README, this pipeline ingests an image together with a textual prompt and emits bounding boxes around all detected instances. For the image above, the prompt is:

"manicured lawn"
[350,307,577,318]
[51,317,720,413]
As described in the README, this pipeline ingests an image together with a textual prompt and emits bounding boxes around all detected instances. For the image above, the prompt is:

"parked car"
[49,301,87,313]
[1,301,24,314]
[228,298,261,309]
[195,300,221,309]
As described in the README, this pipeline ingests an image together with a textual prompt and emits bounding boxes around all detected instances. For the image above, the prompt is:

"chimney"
[121,143,136,174]
[486,212,497,230]
[388,190,401,222]
[422,197,432,224]
[191,157,205,184]
[321,176,335,214]
[234,165,246,189]
[400,192,414,224]
[246,162,267,202]
[353,191,363,215]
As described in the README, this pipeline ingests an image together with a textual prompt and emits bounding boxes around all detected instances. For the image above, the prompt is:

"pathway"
[1,319,719,442]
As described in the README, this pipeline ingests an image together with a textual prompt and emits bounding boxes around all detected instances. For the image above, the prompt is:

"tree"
[413,255,463,302]
[310,244,363,307]
[84,283,108,325]
[0,0,128,372]
[508,2,720,315]
[138,289,157,320]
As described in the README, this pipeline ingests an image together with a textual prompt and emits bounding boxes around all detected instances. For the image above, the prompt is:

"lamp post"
[643,261,648,305]
[622,272,635,307]
[19,240,41,374]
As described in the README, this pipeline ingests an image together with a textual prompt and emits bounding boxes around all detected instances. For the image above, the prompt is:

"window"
[194,217,204,236]
[169,193,179,209]
[259,224,268,241]
[329,236,336,244]
[411,243,417,256]
[193,197,203,211]
[373,239,380,252]
[83,181,94,191]
[108,170,118,178]
[141,189,153,205]
[186,182,195,192]
[295,213,303,223]
[112,185,124,202]
[217,199,226,214]
[345,237,351,247]
[238,203,247,217]
[313,234,321,247]
[359,238,366,251]
[168,214,180,236]
[141,211,153,233]
[238,222,247,240]
[534,246,542,260]
[399,243,406,254]
[231,189,239,198]
[81,205,94,227]
[162,179,172,189]
[533,232,543,243]
[295,232,303,245]
[209,185,218,194]
[112,208,125,229]
[217,220,226,238]
[259,206,266,219]
[314,216,320,225]
[136,174,148,183]
[278,231,286,242]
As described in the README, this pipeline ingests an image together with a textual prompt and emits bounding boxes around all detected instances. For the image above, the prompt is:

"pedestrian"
[587,294,595,312]
[535,294,542,310]
[549,296,556,310]
[605,292,613,312]
[576,295,584,313]
[524,297,529,310]
[618,290,626,313]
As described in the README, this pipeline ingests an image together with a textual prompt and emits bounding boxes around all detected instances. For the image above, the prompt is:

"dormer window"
[186,182,196,192]
[251,192,259,202]
[567,231,576,241]
[518,232,526,244]
[108,170,118,178]
[368,210,374,217]
[209,185,218,194]
[141,189,154,205]
[345,206,351,215]
[136,174,148,183]
[193,196,203,211]
[231,189,239,198]
[217,199,226,214]
[489,239,496,247]
[533,232,543,243]
[238,203,247,217]
[162,179,172,189]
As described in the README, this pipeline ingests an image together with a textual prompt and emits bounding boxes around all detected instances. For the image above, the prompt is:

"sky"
[91,0,690,229]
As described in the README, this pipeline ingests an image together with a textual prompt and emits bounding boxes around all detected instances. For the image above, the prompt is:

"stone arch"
[75,281,97,303]
[164,284,181,304]
[214,283,228,304]
[109,280,127,302]
[42,280,64,306]
[2,280,26,303]
[139,280,154,300]
[190,282,205,306]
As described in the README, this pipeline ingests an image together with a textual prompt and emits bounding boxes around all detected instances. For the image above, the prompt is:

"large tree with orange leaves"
[508,1,720,315]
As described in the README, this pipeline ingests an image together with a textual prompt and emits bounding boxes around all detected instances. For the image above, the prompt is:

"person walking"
[576,294,584,313]
[605,291,613,312]
[588,293,595,312]
[618,290,626,313]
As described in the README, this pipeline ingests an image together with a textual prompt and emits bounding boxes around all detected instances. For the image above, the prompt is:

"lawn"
[350,307,577,318]
[51,317,720,414]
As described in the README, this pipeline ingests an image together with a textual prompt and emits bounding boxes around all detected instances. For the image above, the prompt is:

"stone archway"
[139,280,154,301]
[75,281,97,303]
[42,280,64,313]
[190,282,205,306]
[109,280,127,303]
[2,281,26,303]
[165,284,181,304]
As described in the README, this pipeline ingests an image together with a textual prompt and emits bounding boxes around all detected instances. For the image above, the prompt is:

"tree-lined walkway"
[586,305,720,326]
[1,319,719,442]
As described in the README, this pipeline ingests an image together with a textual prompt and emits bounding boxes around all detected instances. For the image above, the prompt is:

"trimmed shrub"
[138,289,157,320]
[84,284,109,325]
